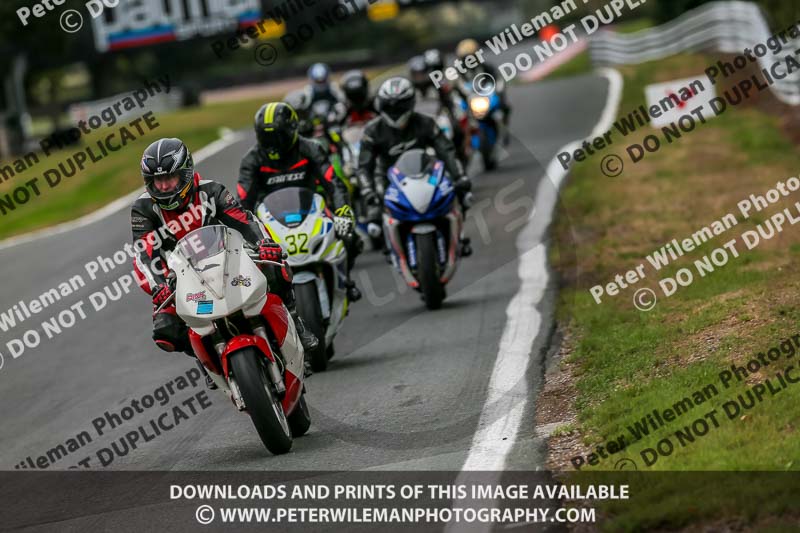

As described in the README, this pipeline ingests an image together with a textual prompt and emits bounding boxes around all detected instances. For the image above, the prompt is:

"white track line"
[446,68,623,532]
[0,131,245,252]
[460,68,622,471]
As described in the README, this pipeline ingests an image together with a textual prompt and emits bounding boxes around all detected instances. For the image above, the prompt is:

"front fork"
[383,208,463,288]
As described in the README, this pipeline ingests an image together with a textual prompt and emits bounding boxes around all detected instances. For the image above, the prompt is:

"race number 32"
[285,233,309,255]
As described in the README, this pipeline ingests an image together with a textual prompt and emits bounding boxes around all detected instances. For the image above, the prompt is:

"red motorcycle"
[156,225,310,455]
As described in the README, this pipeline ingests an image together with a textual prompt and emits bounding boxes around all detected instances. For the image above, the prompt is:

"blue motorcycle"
[382,149,465,310]
[460,80,504,170]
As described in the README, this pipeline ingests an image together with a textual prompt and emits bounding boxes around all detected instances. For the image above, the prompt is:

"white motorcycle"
[257,187,349,372]
[160,225,309,455]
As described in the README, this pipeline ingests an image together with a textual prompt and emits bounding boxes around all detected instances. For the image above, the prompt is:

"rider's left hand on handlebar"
[454,176,472,193]
[334,206,356,237]
[152,283,174,307]
[257,239,284,262]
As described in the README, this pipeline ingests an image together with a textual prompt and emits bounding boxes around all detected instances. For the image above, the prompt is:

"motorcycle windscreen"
[175,225,229,298]
[393,149,436,180]
[261,187,316,228]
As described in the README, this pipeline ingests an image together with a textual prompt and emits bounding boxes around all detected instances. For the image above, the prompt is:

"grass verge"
[547,50,800,530]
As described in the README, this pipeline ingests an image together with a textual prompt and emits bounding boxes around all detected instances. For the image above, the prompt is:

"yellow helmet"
[456,38,480,59]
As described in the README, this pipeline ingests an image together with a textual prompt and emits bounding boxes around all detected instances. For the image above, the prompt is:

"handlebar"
[151,252,286,317]
[152,292,176,317]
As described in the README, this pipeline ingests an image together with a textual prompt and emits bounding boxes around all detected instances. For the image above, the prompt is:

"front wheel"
[295,281,328,372]
[415,233,445,310]
[230,349,293,455]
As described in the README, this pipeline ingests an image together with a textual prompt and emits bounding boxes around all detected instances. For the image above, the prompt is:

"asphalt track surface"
[0,65,610,529]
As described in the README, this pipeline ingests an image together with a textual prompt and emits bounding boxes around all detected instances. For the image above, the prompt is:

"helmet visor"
[257,127,297,155]
[382,99,413,121]
[146,170,193,210]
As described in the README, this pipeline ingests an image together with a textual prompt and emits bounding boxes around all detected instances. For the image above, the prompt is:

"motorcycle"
[256,187,349,372]
[341,123,383,250]
[159,225,309,455]
[460,79,504,170]
[433,102,456,141]
[382,149,464,310]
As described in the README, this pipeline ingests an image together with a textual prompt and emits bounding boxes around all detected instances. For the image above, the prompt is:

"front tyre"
[416,233,445,310]
[230,349,293,455]
[295,281,327,372]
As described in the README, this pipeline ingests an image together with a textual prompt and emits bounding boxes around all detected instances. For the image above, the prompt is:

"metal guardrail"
[589,1,800,105]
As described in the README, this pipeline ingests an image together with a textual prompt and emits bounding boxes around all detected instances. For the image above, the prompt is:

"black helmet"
[377,77,415,129]
[284,90,313,136]
[423,49,444,72]
[341,70,369,108]
[254,102,299,160]
[140,138,195,211]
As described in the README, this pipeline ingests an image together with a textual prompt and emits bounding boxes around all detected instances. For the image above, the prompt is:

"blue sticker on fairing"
[285,213,303,223]
[197,301,214,314]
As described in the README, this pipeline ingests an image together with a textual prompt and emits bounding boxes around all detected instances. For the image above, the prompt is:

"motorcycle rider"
[357,77,473,256]
[131,137,319,385]
[423,48,465,112]
[416,49,469,166]
[284,89,314,137]
[409,55,433,97]
[302,62,346,125]
[455,38,511,146]
[340,70,377,126]
[237,102,362,302]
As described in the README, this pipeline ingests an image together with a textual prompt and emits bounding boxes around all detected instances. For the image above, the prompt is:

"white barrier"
[589,1,800,105]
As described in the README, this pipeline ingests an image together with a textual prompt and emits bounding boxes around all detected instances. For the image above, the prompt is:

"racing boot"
[289,308,318,377]
[342,233,363,303]
[460,236,473,258]
[290,309,319,353]
[345,279,362,302]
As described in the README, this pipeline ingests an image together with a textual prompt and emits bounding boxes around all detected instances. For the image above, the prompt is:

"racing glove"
[152,283,174,307]
[334,205,356,238]
[257,239,284,262]
[454,176,472,194]
[362,189,382,221]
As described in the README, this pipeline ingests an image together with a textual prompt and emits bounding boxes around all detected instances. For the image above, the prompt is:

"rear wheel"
[481,130,497,170]
[295,281,328,371]
[288,394,311,437]
[416,233,445,310]
[229,349,292,455]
